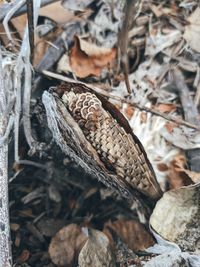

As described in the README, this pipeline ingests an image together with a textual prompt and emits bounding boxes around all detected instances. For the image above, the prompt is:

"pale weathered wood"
[0,50,12,267]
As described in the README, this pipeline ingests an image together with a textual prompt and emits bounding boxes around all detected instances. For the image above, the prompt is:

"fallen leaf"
[36,218,65,237]
[16,249,30,263]
[174,157,200,184]
[49,224,87,267]
[184,7,200,53]
[150,184,200,253]
[157,163,169,172]
[140,111,147,123]
[124,105,135,120]
[69,35,117,78]
[167,154,193,189]
[39,1,74,24]
[78,228,116,267]
[162,125,200,149]
[103,219,155,252]
[180,169,200,184]
[165,122,176,134]
[10,223,20,232]
[57,54,72,74]
[154,103,177,113]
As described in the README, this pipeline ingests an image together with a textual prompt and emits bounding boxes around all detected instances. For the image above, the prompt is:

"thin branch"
[118,0,137,94]
[26,0,34,64]
[3,0,26,43]
[42,70,200,131]
[0,0,59,23]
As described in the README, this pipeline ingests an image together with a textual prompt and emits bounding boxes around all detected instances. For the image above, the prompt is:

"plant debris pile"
[0,0,200,266]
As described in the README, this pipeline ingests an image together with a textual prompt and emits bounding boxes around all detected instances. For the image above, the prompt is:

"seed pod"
[42,82,162,200]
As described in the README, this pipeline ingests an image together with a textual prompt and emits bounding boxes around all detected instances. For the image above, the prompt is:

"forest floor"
[1,0,200,266]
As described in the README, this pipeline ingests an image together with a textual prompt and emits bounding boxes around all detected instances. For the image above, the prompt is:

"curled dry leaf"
[173,156,200,184]
[78,228,116,267]
[48,224,87,267]
[150,184,200,253]
[167,154,193,189]
[69,35,117,78]
[103,219,155,252]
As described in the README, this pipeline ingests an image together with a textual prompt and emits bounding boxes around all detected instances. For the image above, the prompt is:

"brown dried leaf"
[69,36,117,78]
[39,1,74,24]
[174,157,200,184]
[140,111,147,123]
[49,224,87,267]
[124,105,135,120]
[10,223,20,232]
[167,154,193,189]
[154,103,177,113]
[78,229,116,267]
[157,163,169,172]
[165,122,176,133]
[103,219,155,252]
[16,249,30,263]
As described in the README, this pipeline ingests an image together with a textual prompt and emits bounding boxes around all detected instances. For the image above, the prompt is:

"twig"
[26,0,34,64]
[118,0,137,94]
[3,0,26,43]
[0,0,59,23]
[42,70,200,131]
[0,48,12,267]
[171,68,200,172]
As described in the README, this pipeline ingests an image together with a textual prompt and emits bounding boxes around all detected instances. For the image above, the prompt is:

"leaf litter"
[0,0,200,266]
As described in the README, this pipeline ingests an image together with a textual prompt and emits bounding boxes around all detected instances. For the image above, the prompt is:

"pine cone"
[61,87,162,199]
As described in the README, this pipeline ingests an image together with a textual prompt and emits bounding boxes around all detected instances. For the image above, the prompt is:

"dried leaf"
[174,158,200,184]
[146,30,182,57]
[145,252,200,267]
[103,219,155,252]
[62,0,94,11]
[161,126,200,150]
[78,228,116,267]
[154,103,177,113]
[157,163,168,172]
[10,223,20,232]
[39,1,74,24]
[167,154,193,189]
[140,111,147,123]
[184,7,200,53]
[49,224,87,267]
[150,184,200,253]
[36,218,65,237]
[124,105,135,120]
[57,54,72,74]
[69,36,117,78]
[16,250,30,263]
[165,122,176,134]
